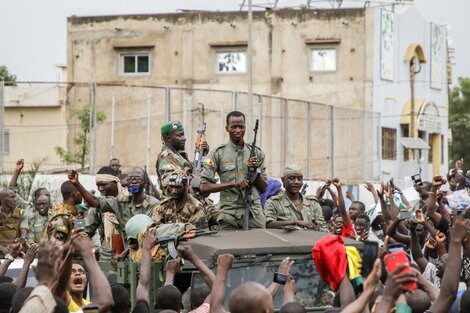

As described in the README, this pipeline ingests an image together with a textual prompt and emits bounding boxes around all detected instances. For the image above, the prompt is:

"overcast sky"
[0,0,467,84]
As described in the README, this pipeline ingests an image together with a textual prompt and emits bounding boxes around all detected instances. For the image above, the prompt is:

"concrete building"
[1,83,68,171]
[66,4,448,181]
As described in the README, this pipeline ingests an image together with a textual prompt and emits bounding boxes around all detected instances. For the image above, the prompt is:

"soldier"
[51,181,82,218]
[68,167,159,256]
[20,194,50,243]
[200,111,267,229]
[0,189,24,255]
[152,172,208,229]
[264,164,328,232]
[156,121,209,193]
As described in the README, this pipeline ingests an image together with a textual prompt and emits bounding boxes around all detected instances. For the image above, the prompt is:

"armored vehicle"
[111,228,363,312]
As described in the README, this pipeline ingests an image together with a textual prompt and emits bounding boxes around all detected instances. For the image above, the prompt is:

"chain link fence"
[1,82,380,182]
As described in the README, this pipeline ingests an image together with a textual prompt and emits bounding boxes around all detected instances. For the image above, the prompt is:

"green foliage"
[55,106,106,171]
[0,65,17,84]
[449,78,470,165]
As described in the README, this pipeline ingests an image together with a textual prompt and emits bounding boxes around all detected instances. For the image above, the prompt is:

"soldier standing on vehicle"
[200,111,267,229]
[152,172,208,229]
[264,164,328,232]
[156,121,209,193]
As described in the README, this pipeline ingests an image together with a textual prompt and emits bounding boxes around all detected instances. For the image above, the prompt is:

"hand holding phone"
[273,272,287,285]
[74,218,86,230]
[383,250,417,292]
[411,174,423,186]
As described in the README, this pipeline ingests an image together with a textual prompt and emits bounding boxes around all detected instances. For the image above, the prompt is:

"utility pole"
[0,81,4,169]
[247,0,254,138]
[409,56,416,162]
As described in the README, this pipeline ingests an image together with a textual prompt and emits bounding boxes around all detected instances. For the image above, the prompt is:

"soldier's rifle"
[243,119,260,231]
[193,122,207,173]
[157,228,218,258]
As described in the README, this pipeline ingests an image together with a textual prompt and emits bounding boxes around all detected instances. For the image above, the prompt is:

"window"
[382,127,396,160]
[119,52,150,75]
[428,134,433,163]
[215,50,247,74]
[400,124,410,161]
[310,48,337,72]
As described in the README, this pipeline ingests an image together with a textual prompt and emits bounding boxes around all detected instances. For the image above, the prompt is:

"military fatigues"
[152,194,208,229]
[264,192,328,232]
[156,145,193,192]
[20,211,49,243]
[200,141,267,229]
[51,203,78,217]
[85,195,159,259]
[0,208,22,249]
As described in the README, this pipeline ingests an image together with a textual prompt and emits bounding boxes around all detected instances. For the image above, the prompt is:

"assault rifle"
[300,183,308,195]
[157,228,218,259]
[243,119,260,231]
[193,122,207,172]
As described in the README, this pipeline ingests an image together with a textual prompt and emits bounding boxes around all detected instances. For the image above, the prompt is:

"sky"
[0,0,468,84]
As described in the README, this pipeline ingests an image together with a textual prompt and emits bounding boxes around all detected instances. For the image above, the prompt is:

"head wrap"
[161,121,184,134]
[168,173,189,187]
[96,173,128,201]
[283,164,303,177]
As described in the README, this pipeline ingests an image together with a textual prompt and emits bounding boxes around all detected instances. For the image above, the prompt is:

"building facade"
[66,5,448,181]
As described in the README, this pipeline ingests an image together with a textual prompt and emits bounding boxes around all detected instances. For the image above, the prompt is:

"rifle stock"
[243,119,260,230]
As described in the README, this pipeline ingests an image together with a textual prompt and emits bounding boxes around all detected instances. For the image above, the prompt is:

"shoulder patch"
[204,158,215,167]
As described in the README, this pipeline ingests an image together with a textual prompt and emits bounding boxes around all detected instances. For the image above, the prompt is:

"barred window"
[382,127,396,160]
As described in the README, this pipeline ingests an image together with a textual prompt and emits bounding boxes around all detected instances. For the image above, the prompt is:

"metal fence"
[1,82,380,182]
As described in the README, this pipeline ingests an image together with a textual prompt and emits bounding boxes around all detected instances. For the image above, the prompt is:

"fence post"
[111,93,115,159]
[89,83,97,174]
[330,105,335,178]
[232,92,238,111]
[307,102,312,179]
[284,99,289,168]
[165,88,171,121]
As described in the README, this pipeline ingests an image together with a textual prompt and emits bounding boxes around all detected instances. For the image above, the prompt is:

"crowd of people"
[0,110,470,313]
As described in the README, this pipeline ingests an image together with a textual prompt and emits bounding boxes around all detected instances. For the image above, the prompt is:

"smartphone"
[347,185,353,193]
[74,218,86,230]
[399,211,415,219]
[384,250,417,292]
[388,243,405,253]
[273,272,287,285]
[362,241,378,277]
[411,174,423,186]
[83,305,100,313]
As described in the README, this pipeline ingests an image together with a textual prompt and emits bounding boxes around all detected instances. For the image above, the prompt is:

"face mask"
[128,185,141,194]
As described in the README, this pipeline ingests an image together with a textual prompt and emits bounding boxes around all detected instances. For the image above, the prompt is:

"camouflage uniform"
[85,195,159,253]
[152,194,208,229]
[0,207,23,249]
[20,211,49,243]
[264,192,329,232]
[200,141,267,229]
[156,145,193,192]
[51,203,78,217]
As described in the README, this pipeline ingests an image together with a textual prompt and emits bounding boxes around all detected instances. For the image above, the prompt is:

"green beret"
[161,121,184,134]
[283,164,303,177]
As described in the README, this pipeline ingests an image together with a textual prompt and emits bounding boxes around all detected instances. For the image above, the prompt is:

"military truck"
[110,228,363,312]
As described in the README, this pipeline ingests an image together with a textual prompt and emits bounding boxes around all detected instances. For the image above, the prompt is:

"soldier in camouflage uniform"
[156,121,210,194]
[200,111,268,229]
[265,164,328,232]
[152,172,208,229]
[20,194,50,243]
[50,181,82,218]
[68,167,159,260]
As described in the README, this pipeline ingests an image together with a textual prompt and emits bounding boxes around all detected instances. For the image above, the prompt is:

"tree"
[0,65,17,84]
[55,106,106,171]
[449,77,470,166]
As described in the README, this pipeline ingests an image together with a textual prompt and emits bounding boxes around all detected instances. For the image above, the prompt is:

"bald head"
[229,282,273,313]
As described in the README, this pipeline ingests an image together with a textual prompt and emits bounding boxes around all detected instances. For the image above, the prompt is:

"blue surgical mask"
[128,185,141,194]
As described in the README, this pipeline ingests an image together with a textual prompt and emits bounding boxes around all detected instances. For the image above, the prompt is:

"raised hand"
[68,170,79,184]
[15,159,24,172]
[217,253,234,271]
